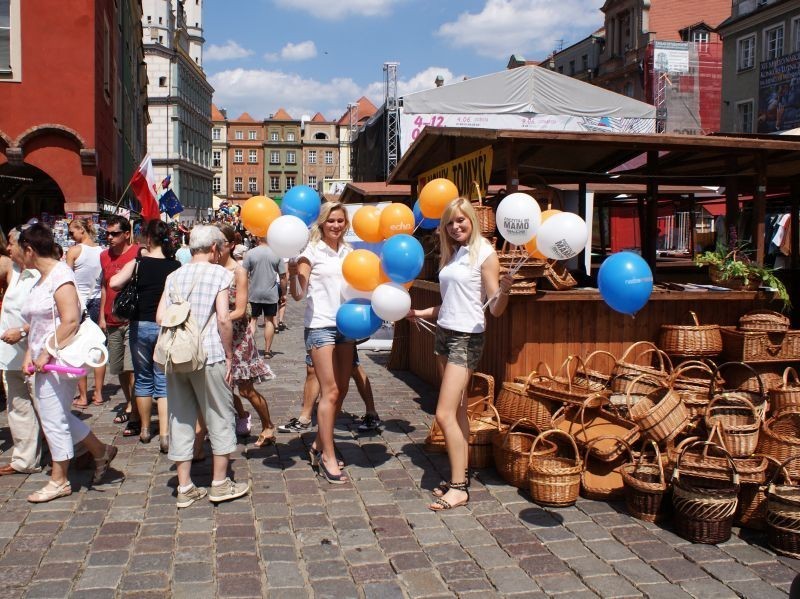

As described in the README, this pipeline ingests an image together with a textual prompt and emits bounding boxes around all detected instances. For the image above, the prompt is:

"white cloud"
[205,40,254,61]
[266,40,318,62]
[437,0,603,60]
[273,0,399,20]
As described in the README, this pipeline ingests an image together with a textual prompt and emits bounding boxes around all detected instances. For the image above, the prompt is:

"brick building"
[227,112,263,203]
[302,112,338,192]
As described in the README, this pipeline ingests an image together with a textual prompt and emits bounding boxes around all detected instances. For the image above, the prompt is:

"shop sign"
[417,146,493,198]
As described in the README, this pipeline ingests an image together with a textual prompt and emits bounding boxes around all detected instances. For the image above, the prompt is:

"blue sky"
[203,0,604,121]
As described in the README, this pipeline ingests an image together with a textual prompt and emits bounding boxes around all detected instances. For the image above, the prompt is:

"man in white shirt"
[0,228,42,475]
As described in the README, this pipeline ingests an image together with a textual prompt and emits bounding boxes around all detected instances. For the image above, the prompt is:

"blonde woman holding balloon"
[407,198,513,511]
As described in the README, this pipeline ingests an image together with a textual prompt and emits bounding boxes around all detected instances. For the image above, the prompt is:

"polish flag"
[130,154,160,221]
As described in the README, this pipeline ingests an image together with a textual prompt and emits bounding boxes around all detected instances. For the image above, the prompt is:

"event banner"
[758,51,800,134]
[417,146,493,199]
[400,112,656,154]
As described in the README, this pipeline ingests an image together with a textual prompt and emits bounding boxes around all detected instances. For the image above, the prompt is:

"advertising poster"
[758,51,800,134]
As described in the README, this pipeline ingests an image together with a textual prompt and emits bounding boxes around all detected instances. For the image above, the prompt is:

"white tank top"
[73,243,103,303]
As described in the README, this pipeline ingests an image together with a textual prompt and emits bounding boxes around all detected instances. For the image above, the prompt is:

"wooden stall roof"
[338,182,411,204]
[387,128,800,189]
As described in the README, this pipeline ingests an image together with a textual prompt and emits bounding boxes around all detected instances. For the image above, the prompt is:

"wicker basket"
[766,456,800,558]
[572,350,616,392]
[758,411,800,478]
[581,435,634,501]
[470,181,496,238]
[771,367,800,416]
[625,375,689,445]
[736,456,783,530]
[610,341,673,397]
[539,260,578,291]
[492,418,558,488]
[739,309,791,333]
[720,327,800,363]
[622,440,671,523]
[467,406,505,468]
[708,361,768,417]
[658,311,722,358]
[527,429,582,507]
[496,372,558,431]
[670,360,717,428]
[527,357,604,406]
[705,395,760,458]
[667,428,768,486]
[672,441,740,544]
[709,265,759,291]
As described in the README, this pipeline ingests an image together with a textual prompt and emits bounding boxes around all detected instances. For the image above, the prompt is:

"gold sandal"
[28,480,72,503]
[254,430,276,448]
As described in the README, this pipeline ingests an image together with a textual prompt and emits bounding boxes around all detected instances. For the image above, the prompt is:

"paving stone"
[264,561,306,588]
[389,551,431,571]
[612,558,668,585]
[485,566,540,595]
[309,578,359,599]
[361,581,406,599]
[750,560,798,585]
[678,578,739,598]
[74,566,124,590]
[217,575,263,598]
[566,553,617,578]
[546,539,592,559]
[636,582,693,599]
[650,558,707,583]
[173,562,214,584]
[398,570,450,598]
[727,577,794,599]
[534,572,591,595]
[582,574,643,598]
[466,544,514,568]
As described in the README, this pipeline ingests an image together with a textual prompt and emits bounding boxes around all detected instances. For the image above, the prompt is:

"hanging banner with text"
[758,51,800,134]
[417,146,494,199]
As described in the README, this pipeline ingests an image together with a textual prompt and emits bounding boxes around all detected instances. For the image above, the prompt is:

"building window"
[270,176,280,192]
[0,0,21,79]
[249,150,258,164]
[270,131,279,141]
[286,151,296,165]
[693,30,710,45]
[558,66,564,74]
[212,150,221,167]
[581,54,588,72]
[234,177,243,192]
[235,130,243,140]
[737,101,753,134]
[286,131,296,141]
[248,177,257,193]
[234,149,243,163]
[308,150,317,164]
[212,177,221,193]
[569,60,575,75]
[765,25,784,60]
[270,151,280,164]
[308,175,317,189]
[737,35,755,71]
[314,132,328,140]
[286,176,295,190]
[159,76,167,87]
[212,128,220,140]
[248,130,257,140]
[324,151,333,165]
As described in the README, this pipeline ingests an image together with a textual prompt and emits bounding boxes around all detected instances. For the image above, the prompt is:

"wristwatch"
[18,328,27,338]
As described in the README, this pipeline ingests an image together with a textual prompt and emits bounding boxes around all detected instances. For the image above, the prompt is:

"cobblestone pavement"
[0,301,797,598]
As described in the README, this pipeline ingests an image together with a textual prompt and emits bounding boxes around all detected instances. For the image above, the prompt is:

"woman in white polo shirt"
[288,202,353,484]
[408,198,512,510]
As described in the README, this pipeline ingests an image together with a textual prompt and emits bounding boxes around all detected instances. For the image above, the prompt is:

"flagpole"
[112,179,135,214]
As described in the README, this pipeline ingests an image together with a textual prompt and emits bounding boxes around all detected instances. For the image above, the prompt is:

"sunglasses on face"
[106,230,126,238]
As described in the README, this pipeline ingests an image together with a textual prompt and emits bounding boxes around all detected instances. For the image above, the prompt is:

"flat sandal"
[429,481,469,511]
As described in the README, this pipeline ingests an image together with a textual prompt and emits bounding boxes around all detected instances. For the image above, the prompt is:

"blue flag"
[159,189,184,217]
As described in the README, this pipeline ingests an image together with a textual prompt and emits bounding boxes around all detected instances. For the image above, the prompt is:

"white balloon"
[495,192,541,245]
[371,283,411,322]
[267,215,310,258]
[341,284,373,301]
[535,212,589,260]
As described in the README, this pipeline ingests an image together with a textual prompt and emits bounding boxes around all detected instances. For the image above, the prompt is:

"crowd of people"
[0,196,511,511]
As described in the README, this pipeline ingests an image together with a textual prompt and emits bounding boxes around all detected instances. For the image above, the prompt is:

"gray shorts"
[434,326,485,370]
[106,324,133,375]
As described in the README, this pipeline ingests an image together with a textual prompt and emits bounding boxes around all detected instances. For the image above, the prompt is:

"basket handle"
[619,341,662,365]
[669,359,715,385]
[580,350,617,375]
[577,392,611,442]
[705,393,758,425]
[783,366,800,388]
[708,361,766,401]
[673,440,740,486]
[530,428,580,466]
[471,181,483,207]
[470,404,502,430]
[624,373,666,411]
[768,456,800,489]
[582,435,633,469]
[689,311,700,326]
[534,361,554,378]
[635,440,665,485]
[502,417,537,448]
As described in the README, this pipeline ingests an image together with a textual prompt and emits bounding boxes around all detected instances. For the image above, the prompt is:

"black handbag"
[112,258,139,320]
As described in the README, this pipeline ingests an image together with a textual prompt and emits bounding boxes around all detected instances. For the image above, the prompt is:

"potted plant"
[695,243,791,309]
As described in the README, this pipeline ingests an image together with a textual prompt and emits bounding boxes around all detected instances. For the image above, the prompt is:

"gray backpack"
[153,283,214,373]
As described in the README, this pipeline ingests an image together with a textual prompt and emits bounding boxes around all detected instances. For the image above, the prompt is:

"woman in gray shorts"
[407,198,513,511]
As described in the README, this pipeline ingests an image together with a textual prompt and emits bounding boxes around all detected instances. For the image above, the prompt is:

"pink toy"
[26,363,87,376]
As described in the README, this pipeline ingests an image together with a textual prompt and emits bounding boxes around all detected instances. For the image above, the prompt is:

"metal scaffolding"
[384,61,400,178]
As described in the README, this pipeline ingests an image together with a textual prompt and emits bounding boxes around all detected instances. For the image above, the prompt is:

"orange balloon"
[241,195,281,237]
[419,178,458,219]
[379,268,413,289]
[352,205,383,243]
[524,210,561,260]
[379,203,415,239]
[342,250,382,291]
[541,209,561,222]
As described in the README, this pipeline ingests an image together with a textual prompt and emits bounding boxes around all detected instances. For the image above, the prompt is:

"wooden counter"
[406,281,775,388]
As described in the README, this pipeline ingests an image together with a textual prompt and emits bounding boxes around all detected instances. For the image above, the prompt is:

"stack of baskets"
[497,242,546,295]
[658,312,722,359]
[720,309,800,363]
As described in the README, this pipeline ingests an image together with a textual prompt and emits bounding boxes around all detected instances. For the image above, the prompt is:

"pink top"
[22,262,78,360]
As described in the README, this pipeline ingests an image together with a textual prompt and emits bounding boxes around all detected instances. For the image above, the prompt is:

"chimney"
[435,75,444,87]
[220,108,227,118]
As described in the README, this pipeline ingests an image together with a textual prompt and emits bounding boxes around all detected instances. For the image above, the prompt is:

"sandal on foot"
[113,412,130,424]
[139,429,152,444]
[92,445,118,484]
[159,435,169,454]
[317,455,349,485]
[123,422,141,437]
[253,431,275,448]
[91,397,105,406]
[72,399,89,410]
[432,470,471,497]
[309,447,344,468]
[28,480,72,503]
[429,481,469,511]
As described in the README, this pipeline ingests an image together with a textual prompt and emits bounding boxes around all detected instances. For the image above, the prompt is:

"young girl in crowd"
[408,198,512,510]
[288,202,353,484]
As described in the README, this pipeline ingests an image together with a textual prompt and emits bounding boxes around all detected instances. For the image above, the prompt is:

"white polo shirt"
[437,238,495,334]
[299,240,352,329]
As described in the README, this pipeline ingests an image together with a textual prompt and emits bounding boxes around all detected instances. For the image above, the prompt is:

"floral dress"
[229,278,273,383]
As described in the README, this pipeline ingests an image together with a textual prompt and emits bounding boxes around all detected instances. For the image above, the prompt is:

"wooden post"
[688,194,696,258]
[599,197,608,258]
[645,151,659,275]
[725,157,739,246]
[506,141,519,193]
[637,195,646,255]
[791,181,799,270]
[578,181,588,277]
[754,153,767,266]
[410,180,418,202]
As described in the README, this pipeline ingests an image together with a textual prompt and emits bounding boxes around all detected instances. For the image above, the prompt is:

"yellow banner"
[418,146,493,199]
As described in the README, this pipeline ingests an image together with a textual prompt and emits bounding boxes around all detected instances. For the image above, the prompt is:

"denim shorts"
[434,326,485,370]
[130,320,167,398]
[85,298,101,323]
[304,326,355,352]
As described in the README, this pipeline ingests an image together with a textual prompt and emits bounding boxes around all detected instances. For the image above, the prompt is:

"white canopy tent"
[400,66,657,153]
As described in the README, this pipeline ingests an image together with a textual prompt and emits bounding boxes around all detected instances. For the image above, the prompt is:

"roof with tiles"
[271,108,294,120]
[311,112,328,123]
[211,104,226,121]
[233,112,256,122]
[336,96,378,126]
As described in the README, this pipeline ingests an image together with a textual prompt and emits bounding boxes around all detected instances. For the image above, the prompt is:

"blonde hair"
[69,218,96,240]
[309,201,350,246]
[438,198,483,269]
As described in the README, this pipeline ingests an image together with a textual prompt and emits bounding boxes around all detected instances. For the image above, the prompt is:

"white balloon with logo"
[495,193,541,245]
[341,284,373,301]
[535,212,589,260]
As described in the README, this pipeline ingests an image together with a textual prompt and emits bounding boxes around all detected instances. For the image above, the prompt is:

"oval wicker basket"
[527,429,582,507]
[766,456,800,558]
[658,311,722,357]
[739,309,790,333]
[705,395,760,458]
[758,411,800,479]
[610,341,673,397]
[492,418,557,488]
[770,367,800,416]
[622,440,671,523]
[626,375,689,445]
[581,435,634,501]
[470,181,496,238]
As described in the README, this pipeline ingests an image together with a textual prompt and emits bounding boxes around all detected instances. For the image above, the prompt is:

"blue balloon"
[336,299,383,339]
[381,234,424,283]
[598,252,654,316]
[282,185,321,226]
[413,200,440,230]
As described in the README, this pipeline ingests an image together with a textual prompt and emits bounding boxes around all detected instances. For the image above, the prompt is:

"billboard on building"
[758,52,800,134]
[653,41,690,74]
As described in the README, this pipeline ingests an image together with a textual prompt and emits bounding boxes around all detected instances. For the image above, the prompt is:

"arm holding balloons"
[406,304,440,322]
[288,258,311,301]
[482,253,513,317]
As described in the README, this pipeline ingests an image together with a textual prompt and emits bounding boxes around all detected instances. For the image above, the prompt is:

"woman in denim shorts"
[408,198,513,511]
[288,202,354,484]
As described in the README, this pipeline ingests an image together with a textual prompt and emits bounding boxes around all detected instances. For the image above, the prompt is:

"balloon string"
[413,222,423,234]
[414,317,436,335]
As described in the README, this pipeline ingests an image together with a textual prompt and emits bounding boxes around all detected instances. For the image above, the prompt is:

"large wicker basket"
[766,456,800,558]
[658,311,722,358]
[735,455,782,530]
[610,341,673,397]
[758,411,800,478]
[705,395,760,458]
[527,429,582,507]
[625,375,689,445]
[770,367,800,416]
[720,327,800,363]
[492,418,557,488]
[496,372,558,431]
[622,440,671,523]
[739,309,791,333]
